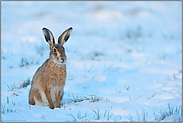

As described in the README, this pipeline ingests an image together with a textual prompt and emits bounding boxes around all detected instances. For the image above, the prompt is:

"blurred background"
[1,1,182,68]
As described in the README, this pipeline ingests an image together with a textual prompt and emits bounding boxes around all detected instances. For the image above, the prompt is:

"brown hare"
[28,27,73,109]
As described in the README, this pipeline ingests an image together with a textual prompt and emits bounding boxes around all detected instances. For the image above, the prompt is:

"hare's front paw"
[49,104,55,109]
[56,105,61,108]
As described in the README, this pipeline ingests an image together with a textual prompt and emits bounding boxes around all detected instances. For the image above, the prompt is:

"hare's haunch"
[29,27,73,109]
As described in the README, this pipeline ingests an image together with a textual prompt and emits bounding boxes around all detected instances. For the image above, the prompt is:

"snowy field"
[1,1,182,122]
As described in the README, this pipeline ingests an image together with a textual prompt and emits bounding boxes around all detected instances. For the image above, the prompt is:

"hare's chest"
[45,64,66,87]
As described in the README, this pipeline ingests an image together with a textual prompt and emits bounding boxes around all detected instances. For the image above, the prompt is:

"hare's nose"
[61,58,64,62]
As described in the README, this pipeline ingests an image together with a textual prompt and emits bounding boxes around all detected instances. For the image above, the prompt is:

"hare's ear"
[58,27,73,46]
[42,27,55,50]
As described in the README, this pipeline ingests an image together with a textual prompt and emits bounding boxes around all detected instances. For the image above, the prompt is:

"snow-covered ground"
[1,1,182,122]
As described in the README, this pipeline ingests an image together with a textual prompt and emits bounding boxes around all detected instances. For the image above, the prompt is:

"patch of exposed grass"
[3,78,31,91]
[154,104,181,122]
[67,93,103,104]
[1,104,16,114]
[125,104,181,122]
[21,78,31,88]
[20,58,39,68]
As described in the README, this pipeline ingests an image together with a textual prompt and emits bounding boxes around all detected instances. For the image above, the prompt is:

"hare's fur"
[29,27,72,109]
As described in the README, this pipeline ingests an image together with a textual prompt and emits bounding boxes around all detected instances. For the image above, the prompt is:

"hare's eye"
[53,48,57,52]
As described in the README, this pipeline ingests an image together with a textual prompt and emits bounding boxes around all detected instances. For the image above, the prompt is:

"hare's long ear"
[58,27,73,46]
[42,27,55,50]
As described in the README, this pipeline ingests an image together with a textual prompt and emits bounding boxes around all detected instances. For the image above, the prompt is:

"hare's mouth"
[50,57,66,64]
[51,59,66,64]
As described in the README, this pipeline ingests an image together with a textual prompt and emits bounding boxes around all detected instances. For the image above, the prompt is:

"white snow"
[1,1,182,122]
